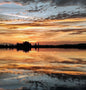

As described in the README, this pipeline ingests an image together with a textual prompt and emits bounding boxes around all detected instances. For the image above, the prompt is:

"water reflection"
[0,48,86,90]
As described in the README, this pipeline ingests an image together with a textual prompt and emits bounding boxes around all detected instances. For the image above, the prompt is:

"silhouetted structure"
[0,41,86,52]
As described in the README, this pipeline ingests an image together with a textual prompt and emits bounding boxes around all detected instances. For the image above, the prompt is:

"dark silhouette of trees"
[0,41,86,52]
[0,41,31,52]
[15,41,31,52]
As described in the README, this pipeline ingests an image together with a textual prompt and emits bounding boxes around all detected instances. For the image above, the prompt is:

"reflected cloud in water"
[0,49,86,89]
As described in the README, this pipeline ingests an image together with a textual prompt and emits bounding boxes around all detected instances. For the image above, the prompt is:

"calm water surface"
[0,48,86,90]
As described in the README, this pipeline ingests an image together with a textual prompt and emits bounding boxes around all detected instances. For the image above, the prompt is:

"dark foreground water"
[0,48,86,90]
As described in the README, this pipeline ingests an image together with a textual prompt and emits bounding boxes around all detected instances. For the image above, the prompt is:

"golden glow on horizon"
[0,17,86,44]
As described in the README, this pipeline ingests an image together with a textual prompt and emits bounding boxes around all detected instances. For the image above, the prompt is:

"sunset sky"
[0,0,86,45]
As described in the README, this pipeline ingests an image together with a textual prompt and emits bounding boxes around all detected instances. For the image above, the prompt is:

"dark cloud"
[50,29,86,33]
[1,0,86,6]
[69,32,84,35]
[50,29,86,35]
[52,0,86,6]
[47,12,86,20]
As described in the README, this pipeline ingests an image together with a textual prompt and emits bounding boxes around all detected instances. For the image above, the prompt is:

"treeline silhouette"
[0,41,86,52]
[0,41,31,52]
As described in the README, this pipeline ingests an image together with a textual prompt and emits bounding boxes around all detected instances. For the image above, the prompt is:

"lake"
[0,48,86,90]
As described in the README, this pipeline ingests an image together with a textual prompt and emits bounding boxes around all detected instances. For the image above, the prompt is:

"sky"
[0,0,86,45]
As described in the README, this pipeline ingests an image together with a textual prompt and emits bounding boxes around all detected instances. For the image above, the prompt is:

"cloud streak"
[0,0,86,44]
